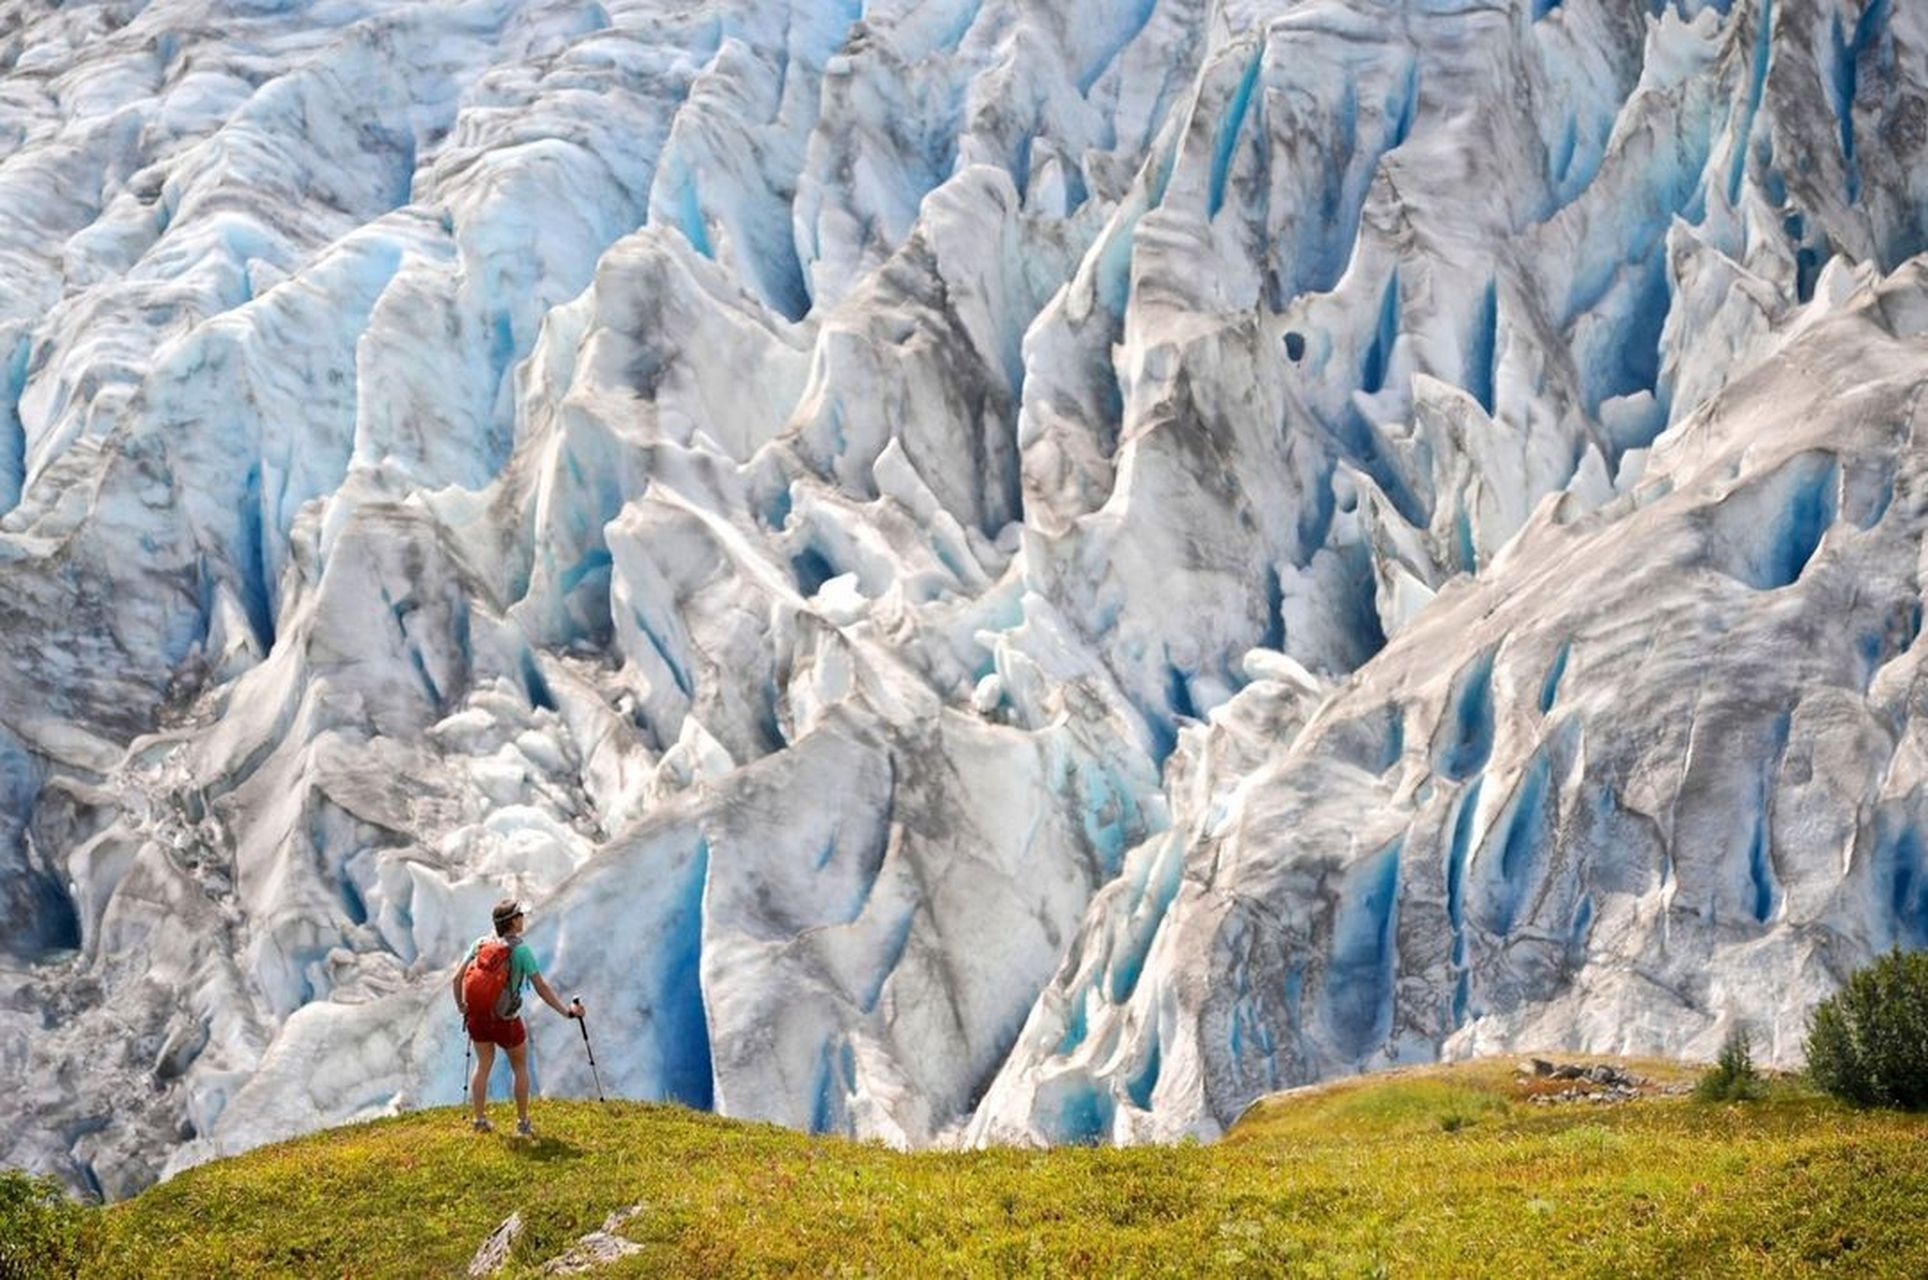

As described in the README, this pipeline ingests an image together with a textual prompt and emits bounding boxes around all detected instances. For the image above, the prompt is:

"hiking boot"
[471,1117,493,1134]
[515,1119,536,1140]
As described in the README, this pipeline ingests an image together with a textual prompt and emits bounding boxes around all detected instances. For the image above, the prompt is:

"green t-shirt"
[467,936,541,1015]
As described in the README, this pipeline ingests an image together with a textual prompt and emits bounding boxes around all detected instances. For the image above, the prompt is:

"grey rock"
[467,1212,523,1278]
[539,1205,646,1275]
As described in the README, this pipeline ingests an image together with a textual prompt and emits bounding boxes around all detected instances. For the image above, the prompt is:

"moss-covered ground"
[38,1058,1928,1277]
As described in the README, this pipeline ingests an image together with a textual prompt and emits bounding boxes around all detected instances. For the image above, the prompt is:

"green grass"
[48,1059,1928,1277]
[1,1168,89,1279]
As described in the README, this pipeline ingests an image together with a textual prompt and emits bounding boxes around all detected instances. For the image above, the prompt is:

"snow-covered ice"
[1,0,1926,1194]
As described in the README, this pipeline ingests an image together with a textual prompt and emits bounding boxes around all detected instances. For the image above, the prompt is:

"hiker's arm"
[531,972,577,1018]
[452,961,468,1014]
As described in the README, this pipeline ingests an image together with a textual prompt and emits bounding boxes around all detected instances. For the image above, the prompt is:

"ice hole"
[1323,839,1401,1059]
[1437,649,1496,780]
[1708,451,1839,590]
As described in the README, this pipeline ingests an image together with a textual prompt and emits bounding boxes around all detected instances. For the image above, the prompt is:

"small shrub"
[1806,948,1928,1109]
[0,1169,89,1280]
[1695,1027,1765,1102]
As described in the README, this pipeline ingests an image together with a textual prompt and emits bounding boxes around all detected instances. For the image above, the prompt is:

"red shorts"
[466,1013,527,1049]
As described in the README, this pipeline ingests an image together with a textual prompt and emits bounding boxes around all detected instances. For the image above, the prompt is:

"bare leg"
[471,1041,496,1123]
[507,1041,531,1127]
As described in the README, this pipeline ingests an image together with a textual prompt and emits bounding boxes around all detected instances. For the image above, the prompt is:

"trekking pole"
[573,997,607,1103]
[462,1018,472,1109]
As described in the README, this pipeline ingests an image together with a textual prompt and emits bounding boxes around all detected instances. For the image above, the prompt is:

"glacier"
[0,0,1924,1197]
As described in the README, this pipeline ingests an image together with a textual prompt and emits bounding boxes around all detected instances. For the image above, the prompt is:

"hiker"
[454,898,582,1138]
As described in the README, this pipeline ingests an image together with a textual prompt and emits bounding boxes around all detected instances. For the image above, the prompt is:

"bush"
[1695,1027,1765,1102]
[1806,948,1928,1109]
[0,1169,89,1280]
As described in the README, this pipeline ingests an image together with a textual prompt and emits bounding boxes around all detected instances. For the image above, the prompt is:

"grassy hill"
[19,1058,1928,1277]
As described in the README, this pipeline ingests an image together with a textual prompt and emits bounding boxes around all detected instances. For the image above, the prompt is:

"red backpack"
[463,938,519,1020]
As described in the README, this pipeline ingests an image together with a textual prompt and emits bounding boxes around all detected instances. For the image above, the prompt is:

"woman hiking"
[453,898,582,1138]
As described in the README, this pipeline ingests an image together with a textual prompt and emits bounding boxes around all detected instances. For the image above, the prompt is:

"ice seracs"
[1,0,1926,1195]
